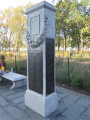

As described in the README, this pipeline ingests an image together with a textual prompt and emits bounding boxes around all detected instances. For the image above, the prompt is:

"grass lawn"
[0,51,90,92]
[56,57,90,92]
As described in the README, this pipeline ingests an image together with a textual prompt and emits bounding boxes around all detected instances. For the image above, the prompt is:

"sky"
[0,0,58,10]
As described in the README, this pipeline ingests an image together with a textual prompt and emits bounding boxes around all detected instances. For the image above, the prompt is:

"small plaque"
[30,15,40,35]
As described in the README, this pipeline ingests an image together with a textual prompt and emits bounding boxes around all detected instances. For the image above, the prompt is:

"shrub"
[56,57,90,92]
[71,78,83,89]
[86,81,90,92]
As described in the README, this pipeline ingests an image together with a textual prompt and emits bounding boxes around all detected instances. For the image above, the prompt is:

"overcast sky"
[0,0,58,10]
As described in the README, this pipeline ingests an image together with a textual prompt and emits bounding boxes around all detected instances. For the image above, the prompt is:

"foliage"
[5,58,27,74]
[55,36,64,51]
[55,0,90,53]
[71,77,83,89]
[6,52,14,57]
[9,6,26,51]
[56,50,71,57]
[56,0,73,53]
[0,3,33,52]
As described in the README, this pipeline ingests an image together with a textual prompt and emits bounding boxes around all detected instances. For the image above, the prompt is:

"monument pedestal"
[25,90,58,117]
[25,1,58,117]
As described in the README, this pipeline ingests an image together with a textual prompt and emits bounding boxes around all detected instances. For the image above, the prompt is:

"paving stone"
[56,86,70,94]
[55,116,70,120]
[0,83,90,120]
[0,96,9,106]
[15,91,25,96]
[57,92,70,101]
[18,102,28,111]
[26,108,51,120]
[22,111,49,120]
[7,91,24,100]
[0,108,14,120]
[74,92,86,97]
[12,96,24,104]
[14,86,27,92]
[1,90,15,97]
[56,86,64,91]
[77,96,90,107]
[4,105,25,119]
[78,115,90,120]
[19,114,33,120]
[62,94,80,108]
[58,100,68,112]
[26,108,38,116]
[48,109,69,120]
[64,103,85,120]
[20,113,50,120]
[84,108,90,118]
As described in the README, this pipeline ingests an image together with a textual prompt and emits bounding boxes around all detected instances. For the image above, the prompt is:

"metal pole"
[68,57,70,87]
[15,55,17,72]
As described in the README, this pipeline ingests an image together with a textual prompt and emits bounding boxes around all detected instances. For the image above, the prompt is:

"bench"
[0,72,27,90]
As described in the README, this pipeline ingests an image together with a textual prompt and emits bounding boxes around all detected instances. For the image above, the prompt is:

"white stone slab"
[2,72,27,81]
[1,72,27,89]
[25,90,58,117]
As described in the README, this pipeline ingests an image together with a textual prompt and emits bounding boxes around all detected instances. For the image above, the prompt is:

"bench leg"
[10,81,16,90]
[10,79,27,90]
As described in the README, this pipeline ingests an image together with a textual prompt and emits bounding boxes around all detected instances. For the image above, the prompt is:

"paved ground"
[0,80,90,120]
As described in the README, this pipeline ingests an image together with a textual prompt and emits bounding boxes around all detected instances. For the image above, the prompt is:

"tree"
[0,3,34,52]
[56,36,63,51]
[0,8,14,51]
[55,0,90,54]
[55,0,73,55]
[8,6,26,52]
[69,0,90,52]
[4,7,14,51]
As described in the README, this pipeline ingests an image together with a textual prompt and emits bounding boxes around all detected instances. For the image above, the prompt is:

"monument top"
[25,1,57,14]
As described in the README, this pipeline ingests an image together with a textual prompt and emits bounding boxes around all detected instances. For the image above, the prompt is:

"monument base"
[25,90,58,117]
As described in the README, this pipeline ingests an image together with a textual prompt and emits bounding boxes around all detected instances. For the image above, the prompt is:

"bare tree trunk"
[80,32,83,52]
[58,42,60,51]
[77,42,80,54]
[17,47,18,52]
[9,32,13,52]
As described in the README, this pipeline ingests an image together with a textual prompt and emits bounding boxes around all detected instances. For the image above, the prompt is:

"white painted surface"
[25,89,58,117]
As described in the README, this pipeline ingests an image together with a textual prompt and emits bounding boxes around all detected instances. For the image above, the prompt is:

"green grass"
[0,52,90,92]
[5,58,27,75]
[56,57,90,92]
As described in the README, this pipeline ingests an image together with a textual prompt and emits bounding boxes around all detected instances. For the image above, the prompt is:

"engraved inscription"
[46,39,54,95]
[28,50,43,94]
[30,15,40,35]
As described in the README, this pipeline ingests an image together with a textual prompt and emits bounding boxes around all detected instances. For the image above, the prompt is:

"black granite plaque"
[46,38,54,95]
[28,50,43,94]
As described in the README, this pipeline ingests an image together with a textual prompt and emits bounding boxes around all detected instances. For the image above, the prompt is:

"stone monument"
[25,1,58,117]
